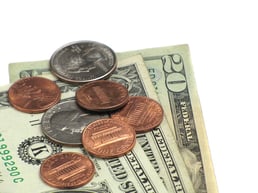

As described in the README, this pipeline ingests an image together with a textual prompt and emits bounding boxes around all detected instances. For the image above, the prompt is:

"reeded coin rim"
[49,40,117,83]
[41,99,83,146]
[41,99,109,146]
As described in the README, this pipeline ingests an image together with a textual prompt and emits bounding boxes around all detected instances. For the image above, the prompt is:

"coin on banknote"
[41,99,109,146]
[111,96,164,133]
[76,80,129,112]
[49,40,117,83]
[40,152,95,189]
[82,118,136,158]
[8,77,61,113]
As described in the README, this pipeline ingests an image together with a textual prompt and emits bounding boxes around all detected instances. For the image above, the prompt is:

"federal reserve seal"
[18,136,62,165]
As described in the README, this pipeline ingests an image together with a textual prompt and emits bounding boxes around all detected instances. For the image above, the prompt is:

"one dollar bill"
[0,85,169,193]
[8,45,218,193]
[5,55,196,193]
[0,56,171,193]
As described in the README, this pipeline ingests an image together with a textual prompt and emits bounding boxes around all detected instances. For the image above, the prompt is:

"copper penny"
[40,152,95,189]
[111,96,164,133]
[8,77,61,113]
[82,118,136,158]
[76,80,129,112]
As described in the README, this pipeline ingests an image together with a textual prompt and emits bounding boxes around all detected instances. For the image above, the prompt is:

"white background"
[0,1,257,192]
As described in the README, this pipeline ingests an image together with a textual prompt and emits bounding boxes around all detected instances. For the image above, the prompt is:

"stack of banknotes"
[0,43,218,193]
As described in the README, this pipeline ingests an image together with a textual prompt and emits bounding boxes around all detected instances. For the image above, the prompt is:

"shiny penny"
[40,152,95,189]
[49,40,117,83]
[41,99,109,146]
[76,80,129,112]
[82,118,136,158]
[111,96,164,133]
[8,77,61,113]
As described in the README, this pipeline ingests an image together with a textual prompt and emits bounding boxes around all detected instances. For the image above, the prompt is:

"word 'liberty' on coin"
[40,152,95,189]
[49,40,117,83]
[8,77,61,113]
[111,96,164,133]
[82,118,136,158]
[76,80,129,112]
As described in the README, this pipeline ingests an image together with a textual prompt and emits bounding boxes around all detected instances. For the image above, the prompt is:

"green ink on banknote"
[0,132,24,184]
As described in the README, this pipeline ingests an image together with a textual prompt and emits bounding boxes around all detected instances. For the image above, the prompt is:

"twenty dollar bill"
[117,45,218,193]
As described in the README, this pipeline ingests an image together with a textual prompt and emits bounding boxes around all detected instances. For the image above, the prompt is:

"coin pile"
[7,40,164,189]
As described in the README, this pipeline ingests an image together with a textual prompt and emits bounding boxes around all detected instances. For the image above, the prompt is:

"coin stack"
[7,40,164,189]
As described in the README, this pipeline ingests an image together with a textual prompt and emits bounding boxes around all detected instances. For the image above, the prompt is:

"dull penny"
[76,80,129,112]
[111,96,164,133]
[8,77,61,113]
[40,152,95,189]
[82,118,136,158]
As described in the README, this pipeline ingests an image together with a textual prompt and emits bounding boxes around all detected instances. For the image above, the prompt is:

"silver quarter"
[49,40,117,83]
[41,99,109,146]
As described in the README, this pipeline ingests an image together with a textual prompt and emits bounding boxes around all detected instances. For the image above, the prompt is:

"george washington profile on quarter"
[49,41,117,83]
[41,100,108,146]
